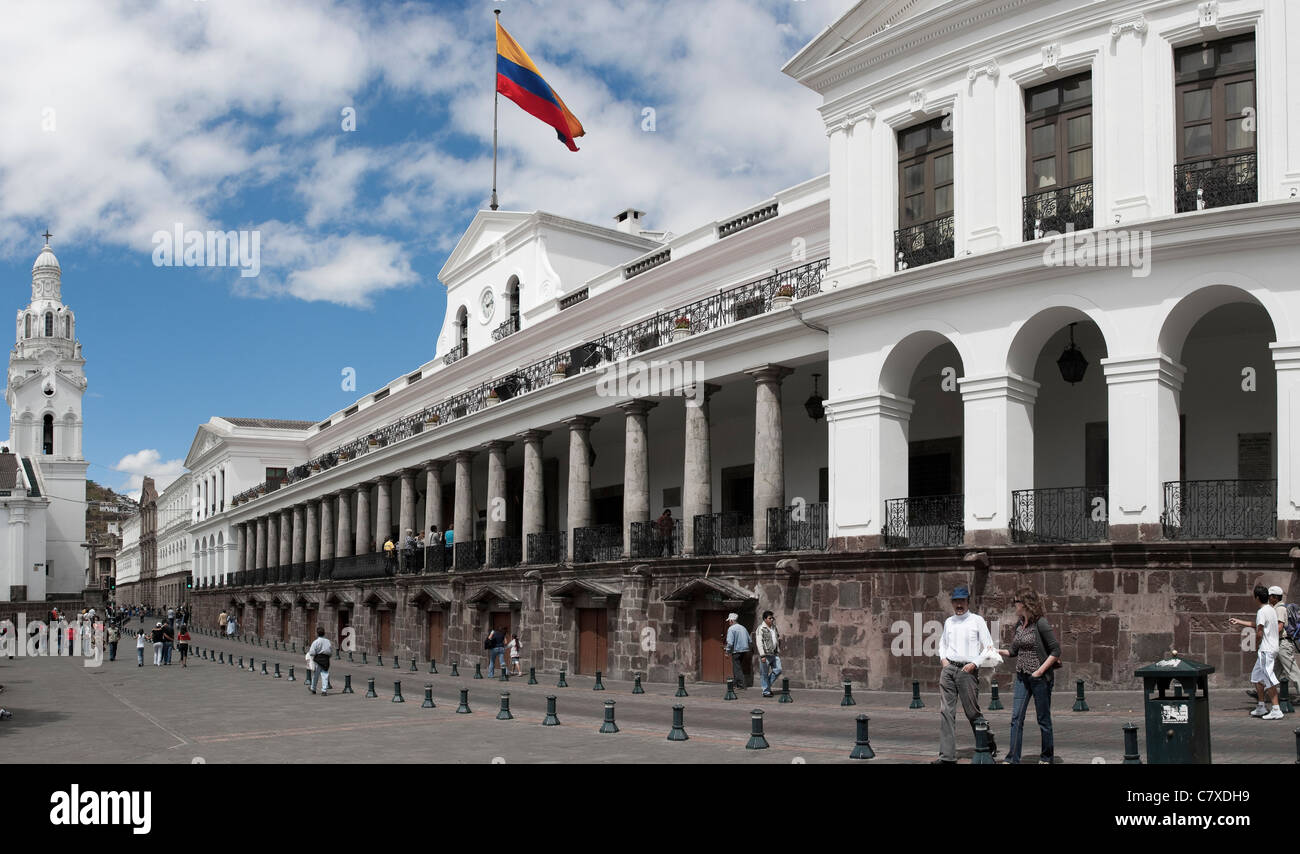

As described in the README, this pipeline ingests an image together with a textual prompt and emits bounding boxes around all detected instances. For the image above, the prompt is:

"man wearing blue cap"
[935,586,996,763]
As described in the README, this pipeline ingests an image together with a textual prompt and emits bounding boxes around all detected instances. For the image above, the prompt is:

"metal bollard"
[1073,679,1090,712]
[667,705,689,742]
[499,668,509,682]
[219,651,225,664]
[745,709,769,750]
[288,665,296,682]
[542,695,560,726]
[675,674,688,698]
[342,674,354,694]
[909,680,925,709]
[450,662,460,677]
[779,678,793,704]
[988,680,1004,711]
[422,685,435,709]
[364,678,377,699]
[238,657,244,670]
[377,654,384,668]
[261,660,269,675]
[229,655,234,667]
[429,658,438,675]
[349,651,354,662]
[1282,680,1295,714]
[1123,722,1141,764]
[850,714,876,760]
[274,662,282,678]
[395,655,402,670]
[528,667,537,685]
[392,681,405,703]
[496,692,513,720]
[632,673,644,694]
[362,652,368,665]
[723,678,737,701]
[973,719,994,764]
[473,663,483,680]
[840,681,856,707]
[557,669,568,688]
[456,688,471,714]
[599,700,619,734]
[593,671,605,691]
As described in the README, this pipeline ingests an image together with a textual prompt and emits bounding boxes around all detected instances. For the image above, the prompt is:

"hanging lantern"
[804,373,826,421]
[1057,323,1089,385]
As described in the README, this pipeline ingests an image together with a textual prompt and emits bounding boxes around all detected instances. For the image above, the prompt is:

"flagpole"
[490,9,501,211]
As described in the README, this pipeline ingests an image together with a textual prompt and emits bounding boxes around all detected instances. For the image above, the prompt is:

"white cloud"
[113,448,186,499]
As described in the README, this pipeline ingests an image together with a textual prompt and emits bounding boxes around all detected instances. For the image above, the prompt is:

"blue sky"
[0,0,849,497]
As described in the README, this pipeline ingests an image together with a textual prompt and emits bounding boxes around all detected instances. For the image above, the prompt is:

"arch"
[877,327,969,397]
[44,312,53,337]
[1004,297,1116,378]
[506,275,521,326]
[64,315,71,338]
[42,413,53,454]
[1157,284,1278,362]
[456,305,469,355]
[24,314,31,338]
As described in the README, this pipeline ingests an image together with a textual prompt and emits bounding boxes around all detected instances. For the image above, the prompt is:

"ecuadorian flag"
[496,20,585,152]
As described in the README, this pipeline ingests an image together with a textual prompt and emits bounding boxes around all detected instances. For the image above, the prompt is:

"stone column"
[266,512,279,570]
[620,400,657,557]
[565,416,598,559]
[746,364,793,553]
[279,508,292,566]
[305,501,319,563]
[484,441,512,544]
[518,430,549,562]
[825,392,912,550]
[1102,355,1184,541]
[245,522,256,580]
[292,505,306,564]
[255,517,267,570]
[1272,343,1300,539]
[959,374,1040,546]
[682,385,718,556]
[237,523,248,572]
[424,461,445,536]
[375,476,393,548]
[320,495,336,562]
[336,489,354,558]
[355,483,372,555]
[453,451,476,563]
[399,470,418,539]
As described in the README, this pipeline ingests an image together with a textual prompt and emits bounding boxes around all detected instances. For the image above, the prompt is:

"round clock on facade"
[479,288,496,324]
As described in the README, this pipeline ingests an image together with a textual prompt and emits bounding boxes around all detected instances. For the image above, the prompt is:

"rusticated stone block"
[838,583,861,608]
[1099,616,1120,646]
[1173,595,1208,613]
[1147,571,1170,593]
[1121,572,1140,595]
[1093,571,1114,593]
[1132,633,1172,662]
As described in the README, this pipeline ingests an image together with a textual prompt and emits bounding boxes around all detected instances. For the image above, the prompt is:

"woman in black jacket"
[997,588,1061,764]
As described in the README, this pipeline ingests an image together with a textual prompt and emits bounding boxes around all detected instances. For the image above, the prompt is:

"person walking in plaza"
[150,622,166,666]
[755,611,783,697]
[307,627,333,695]
[1230,584,1285,719]
[485,625,506,678]
[135,629,146,666]
[218,610,228,633]
[226,613,236,639]
[107,623,120,662]
[935,586,997,763]
[176,625,191,668]
[508,633,523,677]
[996,589,1060,764]
[723,613,751,689]
[161,617,174,666]
[1263,586,1300,694]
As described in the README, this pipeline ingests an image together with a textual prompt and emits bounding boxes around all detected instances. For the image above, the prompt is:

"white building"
[0,243,88,602]
[155,472,192,606]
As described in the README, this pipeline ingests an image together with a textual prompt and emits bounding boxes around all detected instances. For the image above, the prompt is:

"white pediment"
[439,211,533,282]
[784,0,952,83]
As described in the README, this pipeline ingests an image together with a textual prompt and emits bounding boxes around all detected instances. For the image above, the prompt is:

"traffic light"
[185,575,193,590]
[109,577,115,592]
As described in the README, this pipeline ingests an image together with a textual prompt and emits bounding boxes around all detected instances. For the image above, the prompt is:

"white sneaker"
[1264,708,1285,720]
[1251,705,1268,717]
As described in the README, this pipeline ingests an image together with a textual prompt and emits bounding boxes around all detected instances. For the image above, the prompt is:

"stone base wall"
[0,596,96,628]
[190,541,1299,690]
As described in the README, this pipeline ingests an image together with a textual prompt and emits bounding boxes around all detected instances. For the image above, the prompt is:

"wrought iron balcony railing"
[453,540,486,571]
[525,531,566,565]
[883,494,964,548]
[895,215,955,271]
[1023,182,1094,241]
[231,258,828,507]
[317,557,334,581]
[630,520,682,558]
[419,545,451,573]
[1175,153,1257,213]
[573,524,622,564]
[442,343,466,367]
[1010,486,1108,544]
[491,316,519,342]
[693,511,753,556]
[766,502,829,552]
[1162,479,1275,540]
[488,537,522,568]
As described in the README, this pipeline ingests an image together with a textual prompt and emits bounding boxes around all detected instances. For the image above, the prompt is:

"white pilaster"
[959,373,1039,543]
[1102,355,1185,538]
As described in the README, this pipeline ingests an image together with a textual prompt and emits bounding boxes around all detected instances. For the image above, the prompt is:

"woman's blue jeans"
[1007,671,1054,763]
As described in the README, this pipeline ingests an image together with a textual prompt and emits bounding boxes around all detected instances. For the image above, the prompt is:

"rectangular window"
[1023,72,1094,240]
[895,116,955,270]
[265,467,288,491]
[1173,34,1257,212]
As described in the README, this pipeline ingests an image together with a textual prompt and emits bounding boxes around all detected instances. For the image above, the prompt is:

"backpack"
[1283,604,1300,643]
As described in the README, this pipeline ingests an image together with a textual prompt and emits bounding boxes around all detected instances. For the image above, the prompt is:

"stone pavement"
[0,625,1292,764]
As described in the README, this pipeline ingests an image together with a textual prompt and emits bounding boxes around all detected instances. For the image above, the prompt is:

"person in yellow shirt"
[383,537,396,575]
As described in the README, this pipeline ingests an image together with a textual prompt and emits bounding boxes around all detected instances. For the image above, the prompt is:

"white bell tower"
[6,237,88,596]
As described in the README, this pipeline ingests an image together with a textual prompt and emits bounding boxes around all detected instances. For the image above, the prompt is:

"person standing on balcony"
[755,611,782,697]
[403,529,419,572]
[1230,584,1285,720]
[383,536,397,575]
[934,587,997,764]
[723,613,751,689]
[655,509,674,557]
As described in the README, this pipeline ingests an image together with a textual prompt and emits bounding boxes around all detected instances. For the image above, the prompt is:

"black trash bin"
[1133,657,1215,764]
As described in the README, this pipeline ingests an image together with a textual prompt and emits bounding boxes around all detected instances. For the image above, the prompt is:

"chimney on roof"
[614,208,646,235]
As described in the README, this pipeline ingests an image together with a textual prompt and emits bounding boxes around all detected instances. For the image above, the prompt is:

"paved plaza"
[0,625,1289,764]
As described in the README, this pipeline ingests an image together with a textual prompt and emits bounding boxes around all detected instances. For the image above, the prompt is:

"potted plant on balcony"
[672,316,692,341]
[771,284,794,309]
[486,387,501,407]
[552,362,569,382]
[425,412,441,426]
[311,461,322,473]
[337,448,352,461]
[256,484,266,497]
[367,433,380,449]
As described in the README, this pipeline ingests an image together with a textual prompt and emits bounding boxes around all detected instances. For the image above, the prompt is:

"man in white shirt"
[1230,584,1283,719]
[935,586,996,763]
[307,627,334,696]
